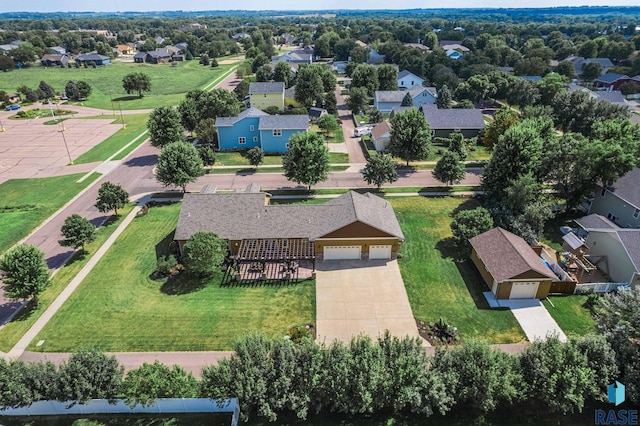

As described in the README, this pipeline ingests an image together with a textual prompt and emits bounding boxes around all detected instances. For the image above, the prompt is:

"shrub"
[156,255,178,276]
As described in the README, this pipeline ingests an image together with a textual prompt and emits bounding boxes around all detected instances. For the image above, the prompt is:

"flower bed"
[415,318,461,346]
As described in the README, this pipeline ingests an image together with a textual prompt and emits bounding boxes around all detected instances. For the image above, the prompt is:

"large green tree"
[182,231,227,277]
[0,244,50,306]
[436,85,452,109]
[351,64,379,97]
[482,105,519,150]
[377,64,398,91]
[450,207,494,250]
[388,108,431,166]
[282,132,330,190]
[345,86,369,115]
[433,151,465,186]
[272,61,292,87]
[95,181,129,216]
[147,106,184,148]
[362,153,398,189]
[58,351,124,404]
[294,66,324,108]
[122,72,151,98]
[59,214,96,251]
[155,142,204,193]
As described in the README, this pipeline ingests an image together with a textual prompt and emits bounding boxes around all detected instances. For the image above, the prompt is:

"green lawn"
[213,151,349,167]
[206,165,349,174]
[392,197,525,343]
[30,202,315,352]
[0,173,100,255]
[542,295,596,337]
[0,205,134,352]
[0,61,235,110]
[73,114,150,164]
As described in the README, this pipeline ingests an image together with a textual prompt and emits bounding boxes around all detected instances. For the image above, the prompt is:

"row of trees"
[2,310,636,423]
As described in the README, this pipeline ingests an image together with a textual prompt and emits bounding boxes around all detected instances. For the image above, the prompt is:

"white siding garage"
[323,246,361,260]
[369,245,392,260]
[509,282,539,299]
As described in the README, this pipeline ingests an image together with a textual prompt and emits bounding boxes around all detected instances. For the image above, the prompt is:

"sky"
[2,0,638,13]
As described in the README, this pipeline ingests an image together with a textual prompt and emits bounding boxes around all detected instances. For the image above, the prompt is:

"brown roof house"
[470,227,559,299]
[174,188,405,268]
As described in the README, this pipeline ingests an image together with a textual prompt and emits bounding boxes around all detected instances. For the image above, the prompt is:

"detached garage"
[469,227,557,300]
[324,246,362,260]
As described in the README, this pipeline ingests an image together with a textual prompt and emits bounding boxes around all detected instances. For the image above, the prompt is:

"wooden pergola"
[236,238,316,270]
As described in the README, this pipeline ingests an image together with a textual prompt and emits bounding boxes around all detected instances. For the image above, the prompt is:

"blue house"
[374,85,437,113]
[446,50,463,60]
[75,52,110,66]
[215,108,309,153]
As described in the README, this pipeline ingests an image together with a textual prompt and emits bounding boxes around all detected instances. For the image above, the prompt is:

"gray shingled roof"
[469,227,557,283]
[375,91,407,103]
[398,70,422,80]
[249,82,285,94]
[215,108,268,127]
[258,115,309,130]
[76,53,110,61]
[284,85,296,98]
[574,214,618,230]
[618,230,640,271]
[607,168,640,209]
[174,191,404,242]
[595,91,626,104]
[421,105,485,130]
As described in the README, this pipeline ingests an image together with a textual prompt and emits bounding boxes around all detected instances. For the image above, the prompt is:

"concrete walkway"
[498,298,567,343]
[4,201,145,359]
[315,259,425,346]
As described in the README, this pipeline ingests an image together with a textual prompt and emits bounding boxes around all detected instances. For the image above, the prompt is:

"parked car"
[354,126,372,137]
[5,104,20,111]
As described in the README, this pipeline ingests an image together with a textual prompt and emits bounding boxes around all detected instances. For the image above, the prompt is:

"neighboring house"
[258,115,309,152]
[446,50,464,60]
[331,61,349,74]
[371,120,391,152]
[438,41,470,52]
[232,32,251,40]
[280,33,297,45]
[215,107,308,153]
[367,47,385,65]
[567,56,614,77]
[271,51,312,65]
[397,70,424,90]
[308,107,327,121]
[7,93,21,103]
[374,85,437,113]
[404,43,430,53]
[174,189,405,263]
[575,214,640,287]
[179,23,206,31]
[518,75,543,82]
[49,46,66,55]
[40,54,68,67]
[146,49,172,64]
[470,227,560,299]
[593,72,631,90]
[588,168,640,229]
[284,85,302,108]
[420,104,486,138]
[249,82,285,110]
[75,53,110,66]
[0,44,18,52]
[568,83,628,106]
[175,42,189,52]
[133,51,148,63]
[154,36,165,46]
[115,44,132,54]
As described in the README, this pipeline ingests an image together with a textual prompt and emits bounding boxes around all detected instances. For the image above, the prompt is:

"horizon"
[2,1,639,13]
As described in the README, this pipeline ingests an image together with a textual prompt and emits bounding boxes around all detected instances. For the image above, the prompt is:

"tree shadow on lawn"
[435,236,502,311]
[160,272,208,295]
[113,95,143,102]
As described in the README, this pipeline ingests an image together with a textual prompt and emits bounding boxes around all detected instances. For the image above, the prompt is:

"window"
[430,130,435,137]
[238,137,246,144]
[282,239,289,248]
[454,128,461,132]
[273,129,282,137]
[250,125,255,131]
[601,188,606,197]
[285,142,289,149]
[634,208,640,219]
[253,136,258,142]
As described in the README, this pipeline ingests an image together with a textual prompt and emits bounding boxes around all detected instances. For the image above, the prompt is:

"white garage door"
[323,246,361,260]
[369,245,392,260]
[509,282,539,299]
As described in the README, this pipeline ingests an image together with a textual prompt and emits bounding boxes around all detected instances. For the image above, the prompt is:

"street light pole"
[118,101,126,129]
[60,129,73,165]
[0,119,5,132]
[110,91,115,116]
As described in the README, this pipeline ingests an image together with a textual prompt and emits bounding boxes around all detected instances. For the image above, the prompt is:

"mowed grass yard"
[393,196,525,343]
[30,202,315,352]
[542,295,595,337]
[0,173,100,254]
[0,60,235,110]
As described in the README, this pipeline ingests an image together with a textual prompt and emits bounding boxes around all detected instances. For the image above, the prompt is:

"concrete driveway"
[499,299,568,342]
[315,259,423,345]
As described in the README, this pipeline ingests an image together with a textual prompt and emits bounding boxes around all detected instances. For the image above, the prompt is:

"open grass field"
[29,202,315,352]
[0,60,236,110]
[393,196,525,343]
[0,204,134,352]
[73,114,149,164]
[0,173,100,255]
[542,295,595,337]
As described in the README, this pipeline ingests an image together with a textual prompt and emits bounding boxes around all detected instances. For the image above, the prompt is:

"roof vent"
[257,213,260,218]
[187,212,191,217]
[308,218,311,223]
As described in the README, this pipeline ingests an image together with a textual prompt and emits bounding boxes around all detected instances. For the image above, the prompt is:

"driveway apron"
[315,259,424,345]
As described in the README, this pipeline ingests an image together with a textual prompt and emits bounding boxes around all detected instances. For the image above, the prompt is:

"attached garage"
[509,282,540,299]
[369,245,392,260]
[323,246,362,260]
